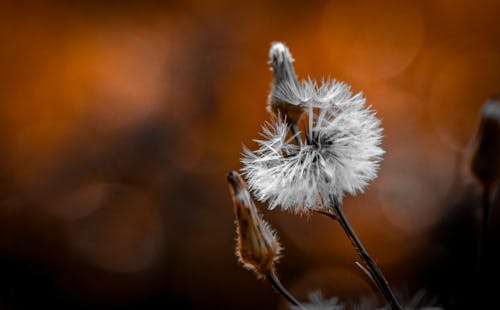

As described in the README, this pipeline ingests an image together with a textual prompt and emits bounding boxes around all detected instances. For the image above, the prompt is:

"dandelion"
[242,78,384,213]
[398,289,442,310]
[291,289,442,310]
[377,289,442,310]
[241,42,400,310]
[290,291,344,310]
[289,289,442,310]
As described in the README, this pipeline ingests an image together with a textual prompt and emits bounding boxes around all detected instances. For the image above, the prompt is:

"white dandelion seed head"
[348,288,443,310]
[242,79,384,214]
[392,289,442,310]
[270,78,315,107]
[289,291,344,310]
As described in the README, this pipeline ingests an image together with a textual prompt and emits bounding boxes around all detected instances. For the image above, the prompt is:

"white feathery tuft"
[289,291,344,310]
[269,42,295,65]
[242,77,384,213]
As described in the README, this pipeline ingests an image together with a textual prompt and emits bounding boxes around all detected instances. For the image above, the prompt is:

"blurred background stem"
[478,184,491,273]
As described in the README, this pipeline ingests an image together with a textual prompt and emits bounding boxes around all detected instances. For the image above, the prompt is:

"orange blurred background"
[0,0,499,309]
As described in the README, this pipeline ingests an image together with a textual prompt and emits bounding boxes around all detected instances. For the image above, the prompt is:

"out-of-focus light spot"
[1,19,179,191]
[49,182,118,221]
[171,127,210,173]
[66,184,165,273]
[430,0,500,33]
[11,120,73,165]
[362,81,423,136]
[376,140,455,235]
[8,120,79,190]
[322,0,423,81]
[207,46,268,166]
[428,49,500,151]
[62,26,171,132]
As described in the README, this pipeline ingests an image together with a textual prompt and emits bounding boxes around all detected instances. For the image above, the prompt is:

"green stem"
[329,196,402,310]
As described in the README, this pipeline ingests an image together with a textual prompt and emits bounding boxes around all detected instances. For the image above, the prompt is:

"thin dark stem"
[313,209,338,221]
[355,261,377,285]
[478,185,491,273]
[266,270,304,309]
[329,196,402,310]
[290,123,303,147]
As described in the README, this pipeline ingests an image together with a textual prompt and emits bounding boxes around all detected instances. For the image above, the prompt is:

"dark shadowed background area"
[0,0,499,309]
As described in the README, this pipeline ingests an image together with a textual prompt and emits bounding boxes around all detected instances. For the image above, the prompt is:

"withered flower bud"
[471,98,500,186]
[226,170,281,278]
[267,42,305,124]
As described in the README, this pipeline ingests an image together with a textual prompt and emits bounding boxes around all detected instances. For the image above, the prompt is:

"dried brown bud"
[226,170,281,278]
[471,98,500,186]
[267,42,304,124]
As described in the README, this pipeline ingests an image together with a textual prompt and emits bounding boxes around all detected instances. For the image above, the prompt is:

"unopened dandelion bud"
[226,170,281,278]
[471,98,500,186]
[268,42,305,124]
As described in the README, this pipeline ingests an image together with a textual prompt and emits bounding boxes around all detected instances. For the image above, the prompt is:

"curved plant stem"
[328,195,402,310]
[313,209,338,221]
[266,270,305,309]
